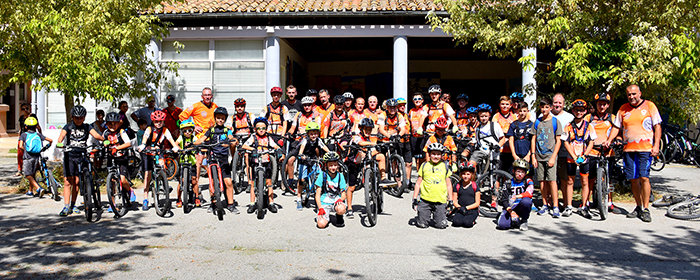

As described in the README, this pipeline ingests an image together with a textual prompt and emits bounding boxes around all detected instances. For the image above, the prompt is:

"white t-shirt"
[477,121,504,152]
[551,110,574,157]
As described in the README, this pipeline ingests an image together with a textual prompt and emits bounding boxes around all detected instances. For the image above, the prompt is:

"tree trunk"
[64,93,74,124]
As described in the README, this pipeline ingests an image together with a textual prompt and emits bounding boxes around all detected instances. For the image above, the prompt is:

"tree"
[429,0,700,123]
[0,0,178,122]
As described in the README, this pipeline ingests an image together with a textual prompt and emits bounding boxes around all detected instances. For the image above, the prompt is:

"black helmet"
[359,118,374,128]
[594,92,611,103]
[71,105,87,117]
[457,93,469,102]
[385,98,399,107]
[333,95,344,105]
[214,107,228,118]
[105,112,120,122]
[306,89,318,96]
[322,151,340,163]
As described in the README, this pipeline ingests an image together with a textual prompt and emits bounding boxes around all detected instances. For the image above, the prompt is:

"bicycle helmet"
[179,119,195,129]
[213,107,228,118]
[270,87,283,95]
[105,112,120,122]
[306,89,318,96]
[306,122,320,132]
[434,116,449,129]
[477,103,492,113]
[428,85,442,94]
[457,93,469,102]
[24,117,38,126]
[427,142,445,153]
[343,92,354,100]
[253,116,268,127]
[322,151,340,163]
[510,92,525,100]
[234,98,246,106]
[459,161,476,173]
[572,99,587,108]
[512,159,530,172]
[333,95,345,105]
[71,105,87,117]
[301,96,315,105]
[396,97,407,105]
[151,110,166,122]
[594,92,610,102]
[385,98,399,107]
[359,117,374,128]
[466,107,478,114]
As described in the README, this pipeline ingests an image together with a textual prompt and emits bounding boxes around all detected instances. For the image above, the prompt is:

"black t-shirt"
[454,181,479,208]
[204,126,231,157]
[506,120,533,157]
[62,122,91,156]
[281,99,303,115]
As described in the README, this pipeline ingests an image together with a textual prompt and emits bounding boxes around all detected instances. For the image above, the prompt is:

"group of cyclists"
[21,82,661,227]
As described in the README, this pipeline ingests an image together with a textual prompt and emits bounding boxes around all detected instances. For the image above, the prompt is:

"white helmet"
[343,92,354,99]
[301,96,315,104]
[427,143,445,153]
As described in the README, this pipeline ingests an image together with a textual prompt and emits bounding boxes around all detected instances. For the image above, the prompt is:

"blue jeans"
[623,152,652,180]
[497,197,532,229]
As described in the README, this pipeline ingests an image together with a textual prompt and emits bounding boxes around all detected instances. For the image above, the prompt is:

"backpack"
[233,113,253,134]
[145,126,164,147]
[455,181,478,192]
[419,161,451,179]
[25,132,43,154]
[534,116,558,133]
[320,172,342,197]
[476,121,499,148]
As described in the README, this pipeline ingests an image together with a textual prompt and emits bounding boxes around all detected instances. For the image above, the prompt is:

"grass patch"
[9,148,17,153]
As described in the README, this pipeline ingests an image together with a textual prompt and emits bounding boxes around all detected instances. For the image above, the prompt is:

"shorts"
[400,141,412,163]
[500,153,514,173]
[298,161,319,182]
[141,154,155,172]
[111,158,130,178]
[566,162,590,176]
[23,155,40,176]
[536,158,557,182]
[319,201,345,222]
[416,199,447,228]
[63,155,83,177]
[471,150,489,165]
[248,157,272,180]
[623,152,652,180]
[345,161,360,187]
[411,136,425,159]
[556,156,568,182]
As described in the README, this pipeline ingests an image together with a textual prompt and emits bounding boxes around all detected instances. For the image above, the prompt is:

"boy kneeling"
[315,151,347,228]
[497,159,534,231]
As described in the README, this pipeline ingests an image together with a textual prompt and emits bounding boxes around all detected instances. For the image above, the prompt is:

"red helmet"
[151,110,166,122]
[270,87,283,95]
[234,98,246,106]
[435,116,449,129]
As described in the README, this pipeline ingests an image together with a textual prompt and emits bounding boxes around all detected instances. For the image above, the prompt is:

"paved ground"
[1,164,699,279]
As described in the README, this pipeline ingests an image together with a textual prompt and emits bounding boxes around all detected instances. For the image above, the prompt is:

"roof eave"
[154,10,448,20]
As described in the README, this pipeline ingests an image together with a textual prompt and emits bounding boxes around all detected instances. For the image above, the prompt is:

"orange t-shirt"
[314,103,334,129]
[585,113,616,156]
[179,101,218,138]
[376,112,407,141]
[422,103,455,134]
[292,111,321,140]
[492,112,517,152]
[561,121,597,163]
[423,134,457,161]
[349,109,368,134]
[323,110,350,138]
[613,101,662,152]
[409,107,427,137]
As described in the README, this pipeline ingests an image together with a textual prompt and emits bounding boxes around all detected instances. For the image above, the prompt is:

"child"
[493,96,516,170]
[175,119,200,208]
[98,112,133,213]
[451,162,480,228]
[19,117,53,198]
[469,104,505,168]
[422,116,457,166]
[409,92,428,172]
[497,159,534,230]
[412,143,454,229]
[242,117,281,214]
[346,118,386,217]
[531,97,563,218]
[138,110,179,211]
[136,119,148,146]
[507,102,534,164]
[315,151,347,228]
[561,99,597,218]
[287,122,330,211]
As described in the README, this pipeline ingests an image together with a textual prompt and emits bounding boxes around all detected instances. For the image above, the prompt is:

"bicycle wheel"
[389,154,407,198]
[209,165,225,221]
[231,151,245,194]
[666,198,700,220]
[33,168,49,195]
[364,168,378,227]
[691,145,700,168]
[270,154,280,190]
[653,193,692,207]
[152,170,171,217]
[650,152,666,171]
[476,170,512,218]
[280,156,292,194]
[82,169,94,222]
[165,157,178,181]
[49,168,61,201]
[106,172,127,218]
[181,166,191,214]
[256,169,265,219]
[128,156,141,179]
[595,166,609,220]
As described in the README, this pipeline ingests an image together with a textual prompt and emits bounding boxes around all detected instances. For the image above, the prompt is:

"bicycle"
[666,195,700,220]
[33,144,61,201]
[103,140,133,218]
[197,140,232,220]
[652,193,694,207]
[163,150,179,181]
[141,146,172,218]
[375,137,409,198]
[230,135,251,195]
[662,123,700,167]
[473,141,512,218]
[591,144,617,220]
[349,143,384,227]
[280,133,305,195]
[177,146,198,214]
[244,148,279,219]
[57,143,102,222]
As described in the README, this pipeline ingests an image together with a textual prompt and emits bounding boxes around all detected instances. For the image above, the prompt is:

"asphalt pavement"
[1,164,699,279]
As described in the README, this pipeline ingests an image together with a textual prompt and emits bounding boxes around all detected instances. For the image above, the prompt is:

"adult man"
[604,85,661,223]
[281,85,303,113]
[423,85,459,137]
[260,86,290,146]
[179,87,218,184]
[314,89,334,130]
[163,94,183,141]
[131,95,160,126]
[551,93,575,198]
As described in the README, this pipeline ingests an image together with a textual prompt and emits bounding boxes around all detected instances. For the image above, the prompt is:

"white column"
[32,82,46,130]
[265,33,280,104]
[522,48,537,108]
[393,36,408,100]
[146,39,161,106]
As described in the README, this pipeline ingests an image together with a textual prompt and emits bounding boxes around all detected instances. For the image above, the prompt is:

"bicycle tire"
[595,166,609,221]
[256,169,265,219]
[33,169,49,197]
[231,151,245,195]
[82,168,94,222]
[666,198,700,220]
[128,155,141,179]
[652,194,693,207]
[650,152,666,172]
[181,166,191,214]
[106,172,127,218]
[271,154,280,190]
[476,170,512,218]
[210,165,224,221]
[389,154,407,198]
[153,170,171,217]
[364,167,378,227]
[165,157,178,181]
[49,168,61,201]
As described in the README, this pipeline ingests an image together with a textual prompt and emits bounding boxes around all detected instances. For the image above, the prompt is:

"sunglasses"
[21,108,29,111]
[413,98,423,101]
[256,127,266,131]
[182,128,194,134]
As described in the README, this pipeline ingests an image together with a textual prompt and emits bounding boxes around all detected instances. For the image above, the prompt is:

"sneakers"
[562,206,573,217]
[247,203,256,214]
[379,179,397,187]
[130,190,136,203]
[176,200,183,208]
[552,207,560,218]
[37,188,45,198]
[640,208,652,223]
[335,214,345,227]
[268,203,278,213]
[580,207,592,219]
[537,205,549,215]
[207,204,214,213]
[59,207,72,216]
[25,191,34,197]
[295,198,303,211]
[142,200,149,211]
[519,221,529,231]
[346,209,354,219]
[627,206,642,218]
[435,221,449,229]
[227,205,240,214]
[195,199,201,208]
[72,206,80,214]
[608,204,623,214]
[107,206,113,213]
[416,223,428,229]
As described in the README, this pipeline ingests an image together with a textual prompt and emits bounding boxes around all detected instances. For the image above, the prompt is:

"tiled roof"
[155,0,443,14]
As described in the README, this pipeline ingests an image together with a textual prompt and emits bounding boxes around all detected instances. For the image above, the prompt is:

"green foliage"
[429,0,700,123]
[0,0,179,122]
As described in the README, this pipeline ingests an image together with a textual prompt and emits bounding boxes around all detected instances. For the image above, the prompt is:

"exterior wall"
[280,39,308,92]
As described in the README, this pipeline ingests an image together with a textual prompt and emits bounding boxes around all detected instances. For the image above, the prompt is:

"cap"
[166,95,175,103]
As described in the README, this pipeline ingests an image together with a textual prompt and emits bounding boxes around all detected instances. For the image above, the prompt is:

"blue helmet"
[457,93,469,101]
[466,107,478,114]
[510,92,525,100]
[253,117,268,127]
[477,103,492,113]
